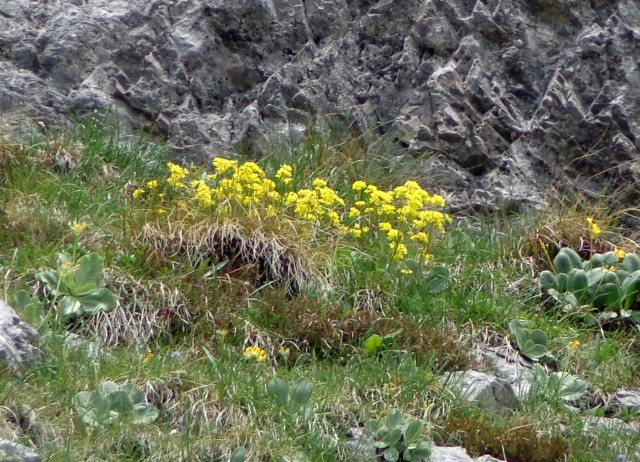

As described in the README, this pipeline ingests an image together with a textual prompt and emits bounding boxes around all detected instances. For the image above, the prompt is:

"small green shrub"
[531,364,588,408]
[365,410,432,462]
[540,248,640,323]
[73,381,158,427]
[508,320,548,361]
[36,252,116,317]
[267,377,316,420]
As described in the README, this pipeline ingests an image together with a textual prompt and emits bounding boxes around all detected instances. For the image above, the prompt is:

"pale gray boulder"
[0,440,41,462]
[440,370,519,412]
[614,389,640,412]
[0,300,44,373]
[480,346,534,401]
[430,446,474,462]
[582,416,639,437]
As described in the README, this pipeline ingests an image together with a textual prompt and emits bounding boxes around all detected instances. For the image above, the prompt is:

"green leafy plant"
[531,364,588,408]
[10,290,47,334]
[540,248,640,323]
[508,320,548,361]
[230,447,250,462]
[36,252,116,317]
[363,329,404,355]
[422,265,450,294]
[364,410,432,461]
[266,378,316,420]
[73,381,158,427]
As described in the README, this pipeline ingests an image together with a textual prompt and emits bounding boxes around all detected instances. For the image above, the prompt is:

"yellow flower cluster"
[70,221,89,236]
[292,179,344,225]
[345,180,450,261]
[243,345,268,363]
[135,158,449,264]
[586,217,601,238]
[167,162,189,188]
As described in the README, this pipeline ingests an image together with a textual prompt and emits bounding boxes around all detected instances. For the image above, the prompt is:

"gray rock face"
[0,300,44,373]
[430,446,474,462]
[614,389,640,412]
[0,439,41,462]
[582,416,639,437]
[2,0,640,212]
[440,370,519,412]
[481,346,533,401]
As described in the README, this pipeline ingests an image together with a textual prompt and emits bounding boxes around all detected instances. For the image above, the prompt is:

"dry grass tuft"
[436,407,570,462]
[1,192,69,248]
[142,378,249,436]
[136,220,329,295]
[521,197,640,271]
[76,270,191,347]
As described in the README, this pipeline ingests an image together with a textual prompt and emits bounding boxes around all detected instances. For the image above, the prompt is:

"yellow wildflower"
[349,207,361,218]
[132,188,145,199]
[143,352,153,362]
[167,162,188,188]
[614,248,625,260]
[243,346,268,363]
[379,222,393,232]
[400,269,413,275]
[212,157,238,174]
[410,232,429,243]
[284,191,298,205]
[71,221,89,236]
[390,242,408,261]
[387,228,401,240]
[275,164,293,184]
[352,180,367,191]
[586,217,601,237]
[568,340,581,351]
[349,227,362,238]
[146,180,159,189]
[326,210,341,227]
[312,178,328,189]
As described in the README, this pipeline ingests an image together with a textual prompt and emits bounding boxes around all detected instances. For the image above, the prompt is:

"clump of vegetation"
[73,381,159,427]
[540,247,640,324]
[509,320,549,361]
[365,409,432,461]
[0,114,638,461]
[132,156,450,291]
[36,252,116,318]
[438,407,570,462]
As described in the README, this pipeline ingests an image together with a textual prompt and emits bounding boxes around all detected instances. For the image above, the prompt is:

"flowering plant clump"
[243,345,268,363]
[344,179,449,263]
[133,158,450,266]
[540,247,640,324]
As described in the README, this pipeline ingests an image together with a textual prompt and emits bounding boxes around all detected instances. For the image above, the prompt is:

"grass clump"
[437,406,570,462]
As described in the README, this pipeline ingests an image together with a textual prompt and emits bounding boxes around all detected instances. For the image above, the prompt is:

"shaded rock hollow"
[1,0,639,213]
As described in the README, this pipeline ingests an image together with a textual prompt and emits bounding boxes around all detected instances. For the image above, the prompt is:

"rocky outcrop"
[1,0,639,213]
[440,370,520,412]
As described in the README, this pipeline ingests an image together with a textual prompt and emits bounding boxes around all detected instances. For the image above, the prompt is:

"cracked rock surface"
[1,0,639,212]
[0,300,44,374]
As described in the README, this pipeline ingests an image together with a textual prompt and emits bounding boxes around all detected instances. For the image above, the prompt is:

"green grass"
[1,113,639,461]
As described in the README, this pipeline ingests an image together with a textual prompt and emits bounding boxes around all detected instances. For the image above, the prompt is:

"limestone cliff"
[1,0,639,212]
